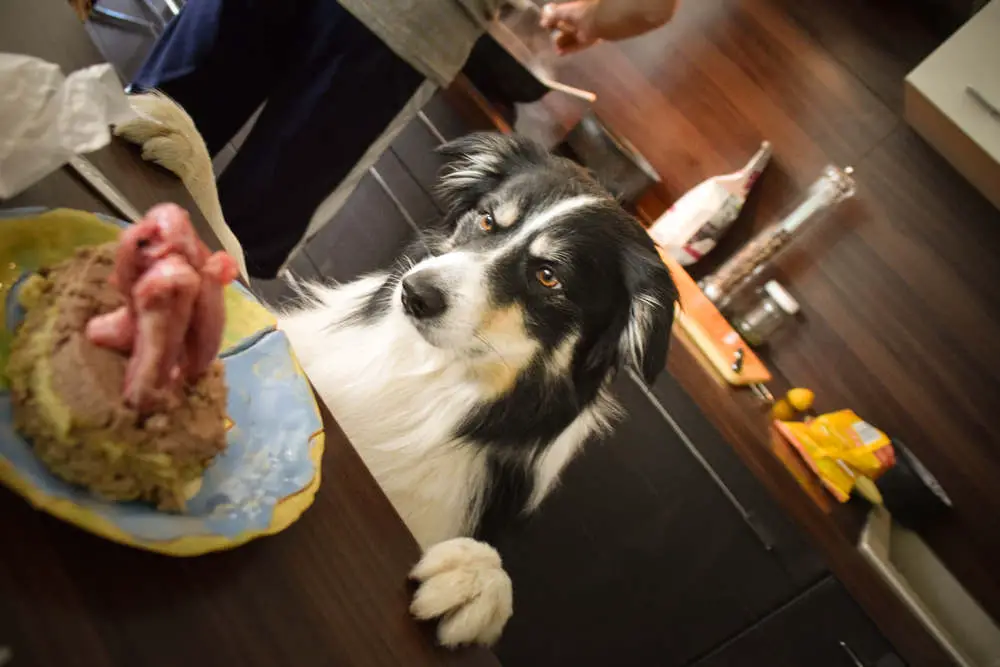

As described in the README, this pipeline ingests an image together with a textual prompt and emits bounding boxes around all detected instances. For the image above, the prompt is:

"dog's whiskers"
[474,333,511,370]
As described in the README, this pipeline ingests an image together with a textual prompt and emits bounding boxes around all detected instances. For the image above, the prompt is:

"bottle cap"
[764,280,799,314]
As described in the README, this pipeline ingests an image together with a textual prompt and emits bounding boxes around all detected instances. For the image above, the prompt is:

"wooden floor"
[518,0,1000,620]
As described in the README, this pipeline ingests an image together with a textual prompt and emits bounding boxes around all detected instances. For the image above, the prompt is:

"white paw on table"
[409,537,513,648]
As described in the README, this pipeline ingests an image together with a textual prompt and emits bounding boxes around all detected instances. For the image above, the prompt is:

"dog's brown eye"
[536,266,560,289]
[479,213,495,231]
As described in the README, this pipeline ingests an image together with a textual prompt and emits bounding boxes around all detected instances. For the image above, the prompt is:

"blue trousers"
[133,0,424,278]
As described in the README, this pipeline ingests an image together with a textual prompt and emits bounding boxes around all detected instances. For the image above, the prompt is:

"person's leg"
[215,1,425,278]
[130,0,298,156]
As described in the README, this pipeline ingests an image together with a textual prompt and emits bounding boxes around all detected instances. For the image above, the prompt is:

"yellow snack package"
[775,410,896,503]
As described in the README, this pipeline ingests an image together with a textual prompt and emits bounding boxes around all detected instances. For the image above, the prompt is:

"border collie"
[116,93,677,648]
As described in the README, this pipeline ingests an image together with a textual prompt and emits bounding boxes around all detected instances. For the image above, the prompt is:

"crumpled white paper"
[0,53,137,199]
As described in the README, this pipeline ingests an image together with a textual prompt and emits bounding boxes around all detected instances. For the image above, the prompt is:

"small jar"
[731,280,800,346]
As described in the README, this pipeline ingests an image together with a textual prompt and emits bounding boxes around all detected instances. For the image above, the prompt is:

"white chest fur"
[279,277,491,548]
[279,277,615,550]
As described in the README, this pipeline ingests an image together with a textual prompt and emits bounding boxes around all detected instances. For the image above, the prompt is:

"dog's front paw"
[409,538,513,648]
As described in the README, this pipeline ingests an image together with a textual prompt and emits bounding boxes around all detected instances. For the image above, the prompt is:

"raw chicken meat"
[86,204,238,413]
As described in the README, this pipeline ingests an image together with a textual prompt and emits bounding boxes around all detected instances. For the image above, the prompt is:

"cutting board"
[659,249,771,386]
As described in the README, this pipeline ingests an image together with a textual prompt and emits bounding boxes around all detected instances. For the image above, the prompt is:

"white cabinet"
[905,0,1000,209]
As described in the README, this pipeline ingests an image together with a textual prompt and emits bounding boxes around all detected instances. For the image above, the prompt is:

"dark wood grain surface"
[0,2,498,666]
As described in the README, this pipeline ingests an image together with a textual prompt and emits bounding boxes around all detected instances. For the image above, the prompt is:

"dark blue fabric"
[132,0,424,278]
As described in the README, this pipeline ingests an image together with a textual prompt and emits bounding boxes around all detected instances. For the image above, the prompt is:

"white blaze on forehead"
[406,250,491,311]
[512,195,599,247]
[407,249,479,277]
[404,249,491,326]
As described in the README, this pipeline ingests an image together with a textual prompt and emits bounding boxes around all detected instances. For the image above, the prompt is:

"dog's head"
[397,132,676,395]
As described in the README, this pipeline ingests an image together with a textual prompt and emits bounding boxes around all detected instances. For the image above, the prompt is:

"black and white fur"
[116,95,677,648]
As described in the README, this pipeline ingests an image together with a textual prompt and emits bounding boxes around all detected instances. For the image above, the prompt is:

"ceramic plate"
[0,208,324,556]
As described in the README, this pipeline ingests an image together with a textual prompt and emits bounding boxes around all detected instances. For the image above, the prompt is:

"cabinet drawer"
[693,577,902,667]
[492,375,808,667]
[648,373,827,590]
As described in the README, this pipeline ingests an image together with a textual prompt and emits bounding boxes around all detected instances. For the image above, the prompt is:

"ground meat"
[6,244,228,511]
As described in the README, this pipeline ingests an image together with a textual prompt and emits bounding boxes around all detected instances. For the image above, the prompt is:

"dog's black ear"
[435,132,548,214]
[618,248,677,384]
[580,242,677,386]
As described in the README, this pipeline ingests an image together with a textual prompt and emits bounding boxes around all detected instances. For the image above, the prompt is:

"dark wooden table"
[0,2,499,666]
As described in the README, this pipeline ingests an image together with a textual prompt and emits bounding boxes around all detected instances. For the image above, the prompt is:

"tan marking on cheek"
[493,199,521,228]
[473,304,538,397]
[545,333,579,376]
[479,303,531,341]
[474,360,522,398]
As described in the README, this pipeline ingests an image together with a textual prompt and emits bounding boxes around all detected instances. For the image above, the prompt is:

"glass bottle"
[731,280,800,347]
[700,165,856,309]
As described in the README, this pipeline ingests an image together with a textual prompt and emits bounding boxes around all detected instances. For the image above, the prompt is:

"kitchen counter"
[665,332,954,665]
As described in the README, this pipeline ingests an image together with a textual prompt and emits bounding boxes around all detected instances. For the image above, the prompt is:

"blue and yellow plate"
[0,208,324,556]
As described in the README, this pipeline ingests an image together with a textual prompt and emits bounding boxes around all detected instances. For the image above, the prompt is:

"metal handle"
[839,640,865,667]
[967,86,1000,122]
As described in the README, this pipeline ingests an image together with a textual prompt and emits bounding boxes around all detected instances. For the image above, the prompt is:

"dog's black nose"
[401,273,447,319]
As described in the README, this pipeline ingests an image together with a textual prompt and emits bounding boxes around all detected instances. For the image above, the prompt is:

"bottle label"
[666,193,743,266]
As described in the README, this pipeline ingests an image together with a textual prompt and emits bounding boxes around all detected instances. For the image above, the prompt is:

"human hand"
[539,0,678,55]
[539,1,601,55]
